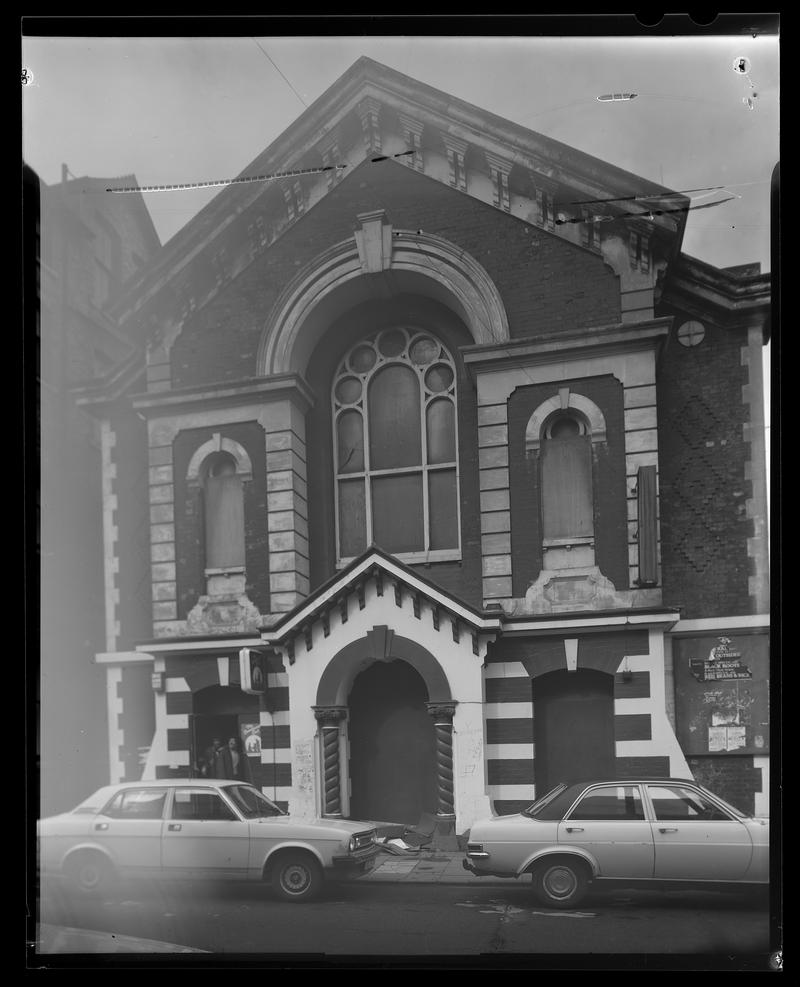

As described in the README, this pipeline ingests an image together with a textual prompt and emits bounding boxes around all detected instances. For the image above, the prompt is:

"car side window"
[103,788,167,820]
[647,785,732,822]
[171,789,238,822]
[568,785,645,821]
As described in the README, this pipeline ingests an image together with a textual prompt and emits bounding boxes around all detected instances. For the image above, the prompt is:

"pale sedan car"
[464,778,769,908]
[38,779,380,903]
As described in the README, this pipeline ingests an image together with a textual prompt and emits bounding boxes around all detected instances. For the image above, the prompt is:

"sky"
[22,32,776,454]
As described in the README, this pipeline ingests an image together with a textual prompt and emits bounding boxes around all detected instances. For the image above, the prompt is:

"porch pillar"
[313,706,348,816]
[426,702,458,821]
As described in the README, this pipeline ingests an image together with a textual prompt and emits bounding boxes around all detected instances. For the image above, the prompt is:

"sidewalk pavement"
[35,924,209,954]
[361,847,520,886]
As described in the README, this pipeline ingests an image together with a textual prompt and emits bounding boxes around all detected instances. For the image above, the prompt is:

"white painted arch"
[525,390,608,452]
[257,230,510,377]
[186,433,254,485]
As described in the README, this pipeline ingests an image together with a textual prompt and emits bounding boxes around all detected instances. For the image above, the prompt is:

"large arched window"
[333,328,460,563]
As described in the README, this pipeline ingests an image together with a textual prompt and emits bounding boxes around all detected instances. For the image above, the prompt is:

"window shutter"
[637,465,658,585]
[580,210,590,248]
[629,232,639,268]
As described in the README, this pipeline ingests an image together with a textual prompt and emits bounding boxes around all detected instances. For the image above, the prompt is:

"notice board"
[673,633,769,756]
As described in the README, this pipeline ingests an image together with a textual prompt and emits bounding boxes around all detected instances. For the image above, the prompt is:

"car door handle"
[659,827,678,833]
[94,822,109,831]
[168,823,182,832]
[565,827,584,833]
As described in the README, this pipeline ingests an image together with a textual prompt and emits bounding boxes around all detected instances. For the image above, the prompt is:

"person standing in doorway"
[228,737,241,779]
[212,737,235,780]
[200,739,219,777]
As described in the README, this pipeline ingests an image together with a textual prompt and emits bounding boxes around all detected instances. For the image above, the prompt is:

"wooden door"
[533,669,615,797]
[348,660,437,824]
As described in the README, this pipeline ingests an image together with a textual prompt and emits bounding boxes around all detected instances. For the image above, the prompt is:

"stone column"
[313,706,348,816]
[426,702,458,822]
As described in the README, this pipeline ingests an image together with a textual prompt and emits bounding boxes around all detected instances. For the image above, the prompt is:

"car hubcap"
[281,864,310,894]
[544,866,577,900]
[80,864,101,889]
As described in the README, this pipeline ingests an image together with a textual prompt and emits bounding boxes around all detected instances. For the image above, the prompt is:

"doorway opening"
[347,659,437,824]
[533,668,615,797]
[191,685,260,780]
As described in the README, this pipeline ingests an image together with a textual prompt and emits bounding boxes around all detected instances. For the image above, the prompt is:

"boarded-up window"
[541,434,594,541]
[204,466,245,570]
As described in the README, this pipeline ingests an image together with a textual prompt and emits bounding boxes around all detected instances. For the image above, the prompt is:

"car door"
[557,784,654,879]
[160,786,251,879]
[224,783,291,871]
[93,787,168,874]
[644,784,753,881]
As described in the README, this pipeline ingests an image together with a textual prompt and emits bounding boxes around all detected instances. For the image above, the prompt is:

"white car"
[38,779,379,903]
[464,778,769,908]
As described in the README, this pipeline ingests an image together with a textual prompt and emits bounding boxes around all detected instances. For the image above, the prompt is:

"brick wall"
[172,422,270,618]
[170,159,621,389]
[508,375,629,596]
[686,755,762,816]
[656,309,753,618]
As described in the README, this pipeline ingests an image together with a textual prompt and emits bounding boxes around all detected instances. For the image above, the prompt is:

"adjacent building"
[39,166,161,814]
[72,58,770,837]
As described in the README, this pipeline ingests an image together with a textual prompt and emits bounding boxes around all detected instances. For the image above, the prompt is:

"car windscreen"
[71,786,119,814]
[224,784,286,818]
[523,783,587,820]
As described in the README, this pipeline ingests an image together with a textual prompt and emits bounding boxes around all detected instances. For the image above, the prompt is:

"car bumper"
[331,846,381,876]
[462,857,513,879]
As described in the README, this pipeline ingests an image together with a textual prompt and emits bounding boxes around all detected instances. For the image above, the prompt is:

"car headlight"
[349,836,357,852]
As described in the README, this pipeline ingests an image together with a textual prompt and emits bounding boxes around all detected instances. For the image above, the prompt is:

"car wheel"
[270,852,323,903]
[532,858,589,909]
[65,852,115,897]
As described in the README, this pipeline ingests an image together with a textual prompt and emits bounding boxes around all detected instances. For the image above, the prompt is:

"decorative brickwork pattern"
[656,313,753,618]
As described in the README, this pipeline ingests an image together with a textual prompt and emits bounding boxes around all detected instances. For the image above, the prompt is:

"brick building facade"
[75,58,770,831]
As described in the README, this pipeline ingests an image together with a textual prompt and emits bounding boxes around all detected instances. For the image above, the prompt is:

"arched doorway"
[533,669,615,796]
[348,660,438,824]
[192,685,260,779]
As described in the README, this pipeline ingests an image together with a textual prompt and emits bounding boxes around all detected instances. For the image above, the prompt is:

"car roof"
[100,778,239,790]
[556,778,700,789]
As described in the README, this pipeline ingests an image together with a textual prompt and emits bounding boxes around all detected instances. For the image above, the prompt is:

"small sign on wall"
[239,648,267,695]
[674,633,769,756]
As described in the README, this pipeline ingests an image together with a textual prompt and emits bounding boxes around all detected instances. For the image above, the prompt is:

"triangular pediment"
[260,547,503,659]
[108,56,688,352]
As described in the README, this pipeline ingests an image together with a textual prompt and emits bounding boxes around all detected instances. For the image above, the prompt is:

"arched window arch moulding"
[186,434,254,485]
[256,223,510,378]
[525,390,607,453]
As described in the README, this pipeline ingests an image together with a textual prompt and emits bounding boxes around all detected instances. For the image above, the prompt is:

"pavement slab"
[362,849,520,886]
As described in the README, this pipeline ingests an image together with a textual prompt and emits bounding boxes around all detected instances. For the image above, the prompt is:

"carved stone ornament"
[313,706,348,724]
[425,702,457,721]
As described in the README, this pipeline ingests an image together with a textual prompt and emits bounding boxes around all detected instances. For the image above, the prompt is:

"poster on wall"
[673,633,769,755]
[240,722,262,758]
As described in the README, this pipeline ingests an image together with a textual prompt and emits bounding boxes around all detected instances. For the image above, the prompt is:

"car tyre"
[65,851,115,897]
[270,852,323,903]
[532,857,589,909]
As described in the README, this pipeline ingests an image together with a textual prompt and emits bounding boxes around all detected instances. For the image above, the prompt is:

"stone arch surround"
[316,627,453,708]
[257,229,510,377]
